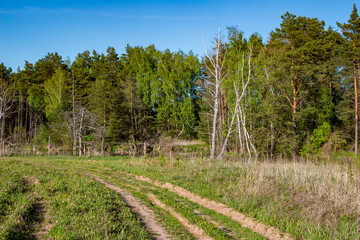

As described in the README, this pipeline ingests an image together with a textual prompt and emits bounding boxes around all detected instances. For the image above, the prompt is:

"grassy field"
[0,156,359,239]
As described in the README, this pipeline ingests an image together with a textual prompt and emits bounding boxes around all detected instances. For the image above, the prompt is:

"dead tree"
[63,106,96,156]
[218,49,255,159]
[203,29,227,159]
[0,79,14,156]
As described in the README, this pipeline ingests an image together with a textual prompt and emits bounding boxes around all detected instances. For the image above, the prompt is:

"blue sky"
[0,0,357,71]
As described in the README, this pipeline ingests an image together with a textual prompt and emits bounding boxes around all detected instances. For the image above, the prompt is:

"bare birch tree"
[217,48,255,159]
[0,79,14,155]
[63,106,96,156]
[203,29,227,159]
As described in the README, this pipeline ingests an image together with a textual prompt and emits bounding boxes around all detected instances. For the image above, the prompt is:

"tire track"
[93,176,171,240]
[97,173,238,239]
[132,174,293,240]
[147,193,214,240]
[24,176,54,240]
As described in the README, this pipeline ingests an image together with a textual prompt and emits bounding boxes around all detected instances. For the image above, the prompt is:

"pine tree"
[337,4,360,155]
[268,12,326,159]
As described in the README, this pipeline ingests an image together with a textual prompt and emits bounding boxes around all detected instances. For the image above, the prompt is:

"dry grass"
[181,159,360,227]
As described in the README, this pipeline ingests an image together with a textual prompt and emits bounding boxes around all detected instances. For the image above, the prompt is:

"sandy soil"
[93,176,171,240]
[147,193,213,240]
[25,176,54,240]
[133,174,293,240]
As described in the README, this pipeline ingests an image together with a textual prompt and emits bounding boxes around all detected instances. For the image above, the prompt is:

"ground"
[0,156,358,239]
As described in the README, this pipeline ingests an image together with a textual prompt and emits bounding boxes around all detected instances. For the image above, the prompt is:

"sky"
[0,0,357,71]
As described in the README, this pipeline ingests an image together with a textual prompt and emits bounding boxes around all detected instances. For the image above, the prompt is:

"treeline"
[1,4,360,159]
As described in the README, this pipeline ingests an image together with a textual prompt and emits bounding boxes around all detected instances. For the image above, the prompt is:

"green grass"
[93,170,265,240]
[0,160,38,239]
[2,155,360,239]
[0,159,152,239]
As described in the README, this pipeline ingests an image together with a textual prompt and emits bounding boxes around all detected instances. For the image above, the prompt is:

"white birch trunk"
[217,49,252,159]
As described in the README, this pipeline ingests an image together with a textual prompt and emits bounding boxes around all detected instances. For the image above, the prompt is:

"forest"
[1,4,360,160]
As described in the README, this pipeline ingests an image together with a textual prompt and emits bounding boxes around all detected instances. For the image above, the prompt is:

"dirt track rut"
[147,193,213,240]
[93,176,171,240]
[132,174,293,240]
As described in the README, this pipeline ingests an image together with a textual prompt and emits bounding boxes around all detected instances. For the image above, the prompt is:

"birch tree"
[217,48,254,159]
[203,29,227,159]
[0,64,14,155]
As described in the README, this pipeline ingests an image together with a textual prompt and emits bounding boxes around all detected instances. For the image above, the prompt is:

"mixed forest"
[2,4,360,160]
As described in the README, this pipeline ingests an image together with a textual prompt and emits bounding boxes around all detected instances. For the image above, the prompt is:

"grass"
[2,155,360,239]
[0,160,39,239]
[94,169,265,239]
[0,159,152,239]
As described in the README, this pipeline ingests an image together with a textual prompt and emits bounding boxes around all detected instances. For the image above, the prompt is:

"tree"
[70,52,93,156]
[268,12,326,159]
[223,28,261,158]
[0,63,13,155]
[44,68,69,149]
[218,46,254,159]
[155,49,200,136]
[202,29,228,159]
[337,4,360,155]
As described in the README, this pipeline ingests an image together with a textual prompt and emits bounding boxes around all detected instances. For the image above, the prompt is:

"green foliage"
[27,88,45,112]
[44,68,68,119]
[301,122,332,156]
[310,122,332,150]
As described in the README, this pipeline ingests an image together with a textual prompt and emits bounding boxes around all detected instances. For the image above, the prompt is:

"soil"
[192,209,237,239]
[133,174,293,240]
[35,201,53,240]
[93,176,171,240]
[25,176,54,240]
[147,193,213,240]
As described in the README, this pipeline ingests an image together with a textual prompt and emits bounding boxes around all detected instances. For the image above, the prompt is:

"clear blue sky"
[0,0,357,71]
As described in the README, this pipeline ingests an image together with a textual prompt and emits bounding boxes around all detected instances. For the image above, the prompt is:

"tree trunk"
[354,61,358,156]
[48,135,51,155]
[78,109,84,156]
[25,102,28,143]
[292,79,297,161]
[218,103,237,159]
[17,92,21,143]
[270,121,274,159]
[143,142,147,157]
[203,29,226,160]
[210,87,219,159]
[101,132,105,155]
[72,72,77,156]
[240,107,251,157]
[29,109,32,145]
[1,116,4,156]
[329,72,333,101]
[236,114,244,154]
[101,108,106,155]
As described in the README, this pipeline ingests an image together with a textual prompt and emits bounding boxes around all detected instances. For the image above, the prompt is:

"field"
[0,156,359,239]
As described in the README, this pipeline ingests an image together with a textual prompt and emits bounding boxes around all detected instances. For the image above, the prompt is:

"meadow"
[0,156,359,239]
